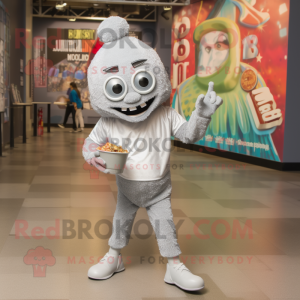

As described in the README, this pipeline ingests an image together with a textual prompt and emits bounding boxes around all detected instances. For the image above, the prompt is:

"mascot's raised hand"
[196,82,223,119]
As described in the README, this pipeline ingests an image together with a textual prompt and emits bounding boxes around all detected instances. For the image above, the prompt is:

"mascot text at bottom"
[82,16,223,291]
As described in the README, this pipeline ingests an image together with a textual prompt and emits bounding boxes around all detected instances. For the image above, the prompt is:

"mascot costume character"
[83,16,223,291]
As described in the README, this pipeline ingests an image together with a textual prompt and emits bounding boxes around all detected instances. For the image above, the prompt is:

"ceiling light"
[90,17,106,20]
[164,6,172,11]
[93,3,99,6]
[56,2,67,10]
[68,18,76,21]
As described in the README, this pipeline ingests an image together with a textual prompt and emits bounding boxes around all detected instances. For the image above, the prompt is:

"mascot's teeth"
[112,96,155,116]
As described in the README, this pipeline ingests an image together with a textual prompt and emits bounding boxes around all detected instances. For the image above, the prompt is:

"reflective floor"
[0,128,300,300]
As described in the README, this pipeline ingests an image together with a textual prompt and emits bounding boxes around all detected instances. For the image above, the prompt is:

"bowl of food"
[95,142,129,174]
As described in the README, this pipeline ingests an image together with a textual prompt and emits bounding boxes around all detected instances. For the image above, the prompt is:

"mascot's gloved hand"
[86,152,108,173]
[196,82,223,119]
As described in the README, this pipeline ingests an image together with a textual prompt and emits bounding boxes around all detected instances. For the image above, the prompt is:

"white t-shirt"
[89,106,186,181]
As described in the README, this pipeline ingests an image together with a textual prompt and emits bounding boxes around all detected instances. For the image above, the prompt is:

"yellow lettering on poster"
[68,29,94,40]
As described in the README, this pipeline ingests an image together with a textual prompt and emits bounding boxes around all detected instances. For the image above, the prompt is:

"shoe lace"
[99,253,110,263]
[174,262,189,273]
[99,253,119,264]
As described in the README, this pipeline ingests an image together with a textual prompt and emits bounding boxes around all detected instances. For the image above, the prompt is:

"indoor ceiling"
[32,0,190,22]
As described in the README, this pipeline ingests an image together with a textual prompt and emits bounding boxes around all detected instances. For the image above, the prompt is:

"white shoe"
[58,124,65,129]
[164,263,204,291]
[69,129,79,133]
[88,253,125,280]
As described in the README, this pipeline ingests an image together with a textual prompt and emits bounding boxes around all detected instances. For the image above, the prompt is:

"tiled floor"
[0,128,300,300]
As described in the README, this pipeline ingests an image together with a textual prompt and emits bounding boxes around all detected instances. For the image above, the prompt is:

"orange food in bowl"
[97,142,128,153]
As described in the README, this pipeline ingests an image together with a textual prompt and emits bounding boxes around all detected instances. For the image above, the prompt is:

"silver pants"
[108,172,181,257]
[75,108,84,129]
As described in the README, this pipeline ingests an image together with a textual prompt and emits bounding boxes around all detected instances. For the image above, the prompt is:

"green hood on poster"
[193,17,241,92]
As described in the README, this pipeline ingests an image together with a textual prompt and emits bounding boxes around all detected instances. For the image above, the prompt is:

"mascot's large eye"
[131,69,156,94]
[103,76,128,101]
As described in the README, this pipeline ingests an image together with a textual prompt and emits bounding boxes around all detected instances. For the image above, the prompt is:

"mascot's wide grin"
[112,96,155,116]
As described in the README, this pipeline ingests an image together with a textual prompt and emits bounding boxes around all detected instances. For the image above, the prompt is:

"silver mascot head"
[88,16,171,123]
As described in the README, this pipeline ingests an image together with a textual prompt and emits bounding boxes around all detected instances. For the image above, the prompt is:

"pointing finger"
[210,91,217,104]
[207,81,214,94]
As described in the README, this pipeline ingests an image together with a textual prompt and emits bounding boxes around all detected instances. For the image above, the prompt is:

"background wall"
[32,13,172,125]
[2,0,26,144]
[283,0,300,163]
[155,7,172,78]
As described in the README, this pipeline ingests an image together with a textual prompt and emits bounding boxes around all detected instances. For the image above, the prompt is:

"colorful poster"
[47,29,95,110]
[171,0,289,162]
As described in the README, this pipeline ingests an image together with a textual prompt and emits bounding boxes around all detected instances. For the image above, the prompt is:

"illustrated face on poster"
[197,31,229,77]
[171,0,289,162]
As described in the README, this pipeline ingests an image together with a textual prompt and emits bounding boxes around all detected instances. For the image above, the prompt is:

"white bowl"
[95,149,129,175]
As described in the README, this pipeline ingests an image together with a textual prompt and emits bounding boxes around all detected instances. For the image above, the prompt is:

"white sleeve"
[168,107,187,136]
[88,118,109,145]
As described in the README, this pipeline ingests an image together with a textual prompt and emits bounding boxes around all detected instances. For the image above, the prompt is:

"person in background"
[57,87,77,130]
[69,82,84,133]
